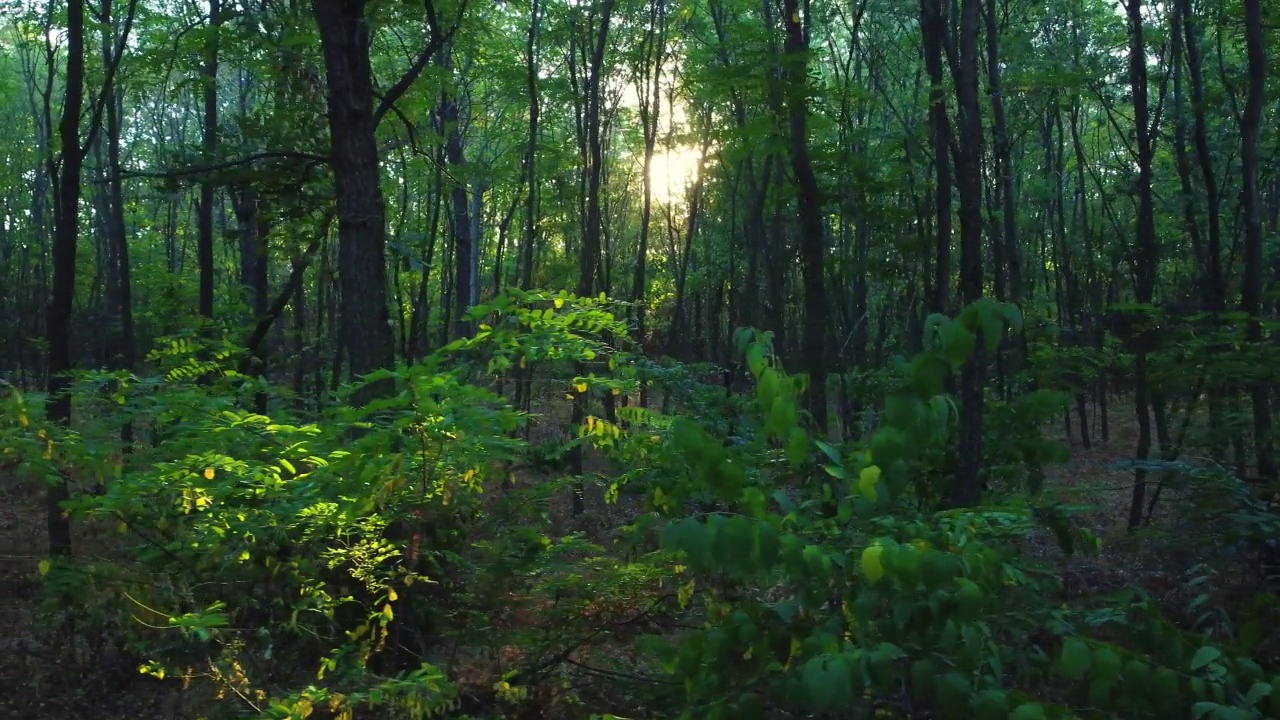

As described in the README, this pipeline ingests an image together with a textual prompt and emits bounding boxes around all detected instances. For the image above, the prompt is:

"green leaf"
[802,656,848,712]
[1122,658,1151,686]
[1190,646,1222,672]
[815,439,841,464]
[1092,647,1122,684]
[973,689,1009,720]
[934,672,971,720]
[1058,637,1092,681]
[1192,702,1218,720]
[941,322,976,369]
[1244,682,1272,707]
[1010,702,1047,720]
[1153,667,1183,714]
[910,658,936,700]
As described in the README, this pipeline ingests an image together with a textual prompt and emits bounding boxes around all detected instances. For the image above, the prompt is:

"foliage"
[628,301,1279,720]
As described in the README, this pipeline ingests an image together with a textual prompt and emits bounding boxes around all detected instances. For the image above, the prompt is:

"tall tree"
[920,0,953,315]
[782,0,829,432]
[519,0,541,291]
[44,0,136,554]
[197,0,220,320]
[950,0,985,507]
[1240,0,1273,479]
[1125,0,1159,530]
[311,0,453,398]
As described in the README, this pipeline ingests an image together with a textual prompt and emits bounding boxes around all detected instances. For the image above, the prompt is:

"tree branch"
[238,213,333,375]
[79,0,140,159]
[372,0,470,129]
[114,151,329,182]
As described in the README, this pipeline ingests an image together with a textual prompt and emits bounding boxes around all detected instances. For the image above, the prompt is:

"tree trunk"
[44,0,89,556]
[442,77,474,341]
[519,0,541,290]
[198,0,220,320]
[782,0,829,434]
[1178,0,1225,313]
[1240,0,1274,479]
[312,0,398,400]
[950,0,985,507]
[570,0,617,516]
[1125,0,1159,530]
[921,0,953,316]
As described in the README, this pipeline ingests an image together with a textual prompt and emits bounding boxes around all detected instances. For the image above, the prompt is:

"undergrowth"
[1,290,1278,720]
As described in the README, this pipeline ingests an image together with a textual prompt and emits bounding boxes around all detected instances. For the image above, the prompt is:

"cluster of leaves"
[7,291,1280,720]
[622,299,1280,720]
[4,289,643,719]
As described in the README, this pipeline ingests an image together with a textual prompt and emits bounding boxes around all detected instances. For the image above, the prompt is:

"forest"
[0,0,1278,716]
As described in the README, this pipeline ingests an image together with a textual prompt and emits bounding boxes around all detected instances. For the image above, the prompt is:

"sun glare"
[648,146,702,206]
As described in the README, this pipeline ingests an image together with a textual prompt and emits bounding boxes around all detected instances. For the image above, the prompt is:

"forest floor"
[0,400,1242,720]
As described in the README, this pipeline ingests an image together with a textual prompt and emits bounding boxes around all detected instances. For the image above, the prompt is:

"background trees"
[2,0,1280,715]
[1,0,1278,519]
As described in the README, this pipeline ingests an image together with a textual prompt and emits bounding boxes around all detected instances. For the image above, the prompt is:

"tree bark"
[520,0,541,290]
[921,0,953,315]
[44,0,89,556]
[1125,0,1159,530]
[312,0,398,399]
[782,0,829,433]
[950,0,985,507]
[1240,0,1274,479]
[198,0,220,320]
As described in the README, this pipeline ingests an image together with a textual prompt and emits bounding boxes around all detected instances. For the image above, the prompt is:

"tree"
[311,0,455,399]
[1240,0,1273,479]
[782,0,829,433]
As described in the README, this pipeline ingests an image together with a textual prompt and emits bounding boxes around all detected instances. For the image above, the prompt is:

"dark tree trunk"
[233,192,271,412]
[1125,0,1159,530]
[442,78,474,341]
[312,0,398,399]
[570,0,617,516]
[985,0,1018,305]
[198,0,220,320]
[519,0,541,290]
[632,0,665,366]
[1240,0,1274,479]
[44,0,89,557]
[99,10,134,451]
[950,0,985,507]
[921,0,953,316]
[782,0,829,434]
[1179,0,1225,313]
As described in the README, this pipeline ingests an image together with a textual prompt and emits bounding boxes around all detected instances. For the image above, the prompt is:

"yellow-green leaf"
[862,544,885,583]
[858,465,881,500]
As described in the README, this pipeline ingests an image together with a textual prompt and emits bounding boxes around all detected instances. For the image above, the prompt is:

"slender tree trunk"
[198,0,220,320]
[782,0,829,433]
[520,0,541,290]
[632,0,665,364]
[1179,0,1225,313]
[1240,0,1274,479]
[950,0,985,507]
[441,71,474,341]
[921,0,953,315]
[570,0,617,516]
[985,0,1018,305]
[1126,0,1159,530]
[44,0,89,556]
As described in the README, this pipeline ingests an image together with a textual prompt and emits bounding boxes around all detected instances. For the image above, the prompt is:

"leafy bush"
[8,292,1280,720]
